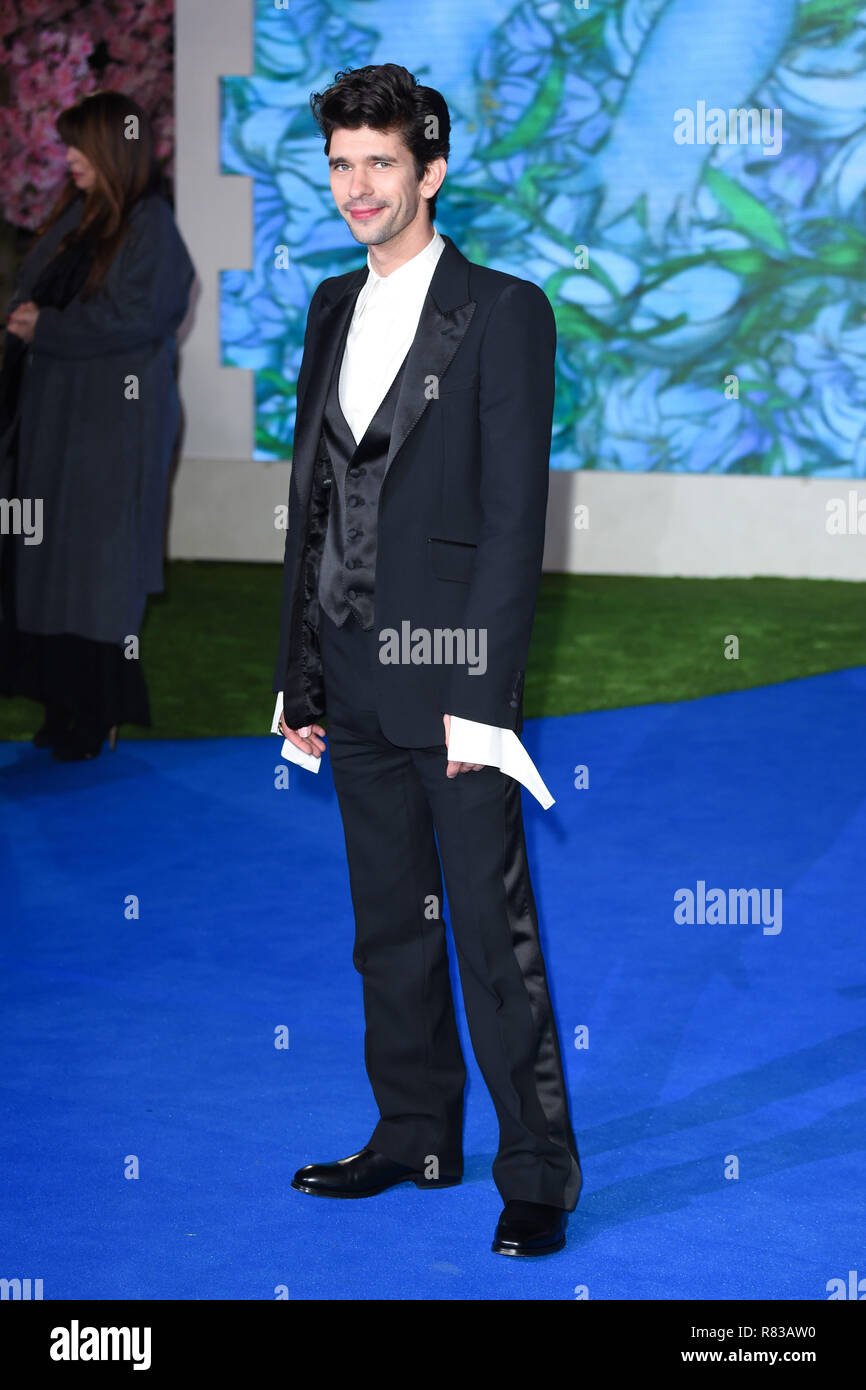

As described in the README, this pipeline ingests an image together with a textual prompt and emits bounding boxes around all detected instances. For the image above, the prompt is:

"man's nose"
[348,173,373,198]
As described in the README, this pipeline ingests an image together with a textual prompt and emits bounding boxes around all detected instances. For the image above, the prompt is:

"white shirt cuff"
[270,697,554,807]
[446,715,555,810]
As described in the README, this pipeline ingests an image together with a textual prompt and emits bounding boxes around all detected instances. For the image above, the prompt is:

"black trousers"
[318,607,582,1211]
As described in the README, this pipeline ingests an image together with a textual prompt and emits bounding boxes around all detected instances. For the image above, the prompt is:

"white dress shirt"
[271,227,554,811]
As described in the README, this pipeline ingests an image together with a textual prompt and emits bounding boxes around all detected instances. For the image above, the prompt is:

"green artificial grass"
[527,572,866,717]
[0,563,864,740]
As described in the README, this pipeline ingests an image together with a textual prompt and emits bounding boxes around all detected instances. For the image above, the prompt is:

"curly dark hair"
[310,64,450,221]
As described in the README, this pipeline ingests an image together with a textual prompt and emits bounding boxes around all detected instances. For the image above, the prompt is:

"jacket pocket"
[438,375,479,396]
[428,535,477,583]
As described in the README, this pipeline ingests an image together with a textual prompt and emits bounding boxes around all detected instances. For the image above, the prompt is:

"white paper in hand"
[271,692,322,775]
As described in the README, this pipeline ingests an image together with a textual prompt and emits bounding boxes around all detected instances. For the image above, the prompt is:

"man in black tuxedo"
[272,63,581,1256]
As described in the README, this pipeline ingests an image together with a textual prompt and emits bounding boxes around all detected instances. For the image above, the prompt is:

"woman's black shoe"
[33,705,73,749]
[51,724,106,761]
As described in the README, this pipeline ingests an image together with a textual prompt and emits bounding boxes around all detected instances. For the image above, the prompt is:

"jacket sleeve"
[31,196,194,359]
[444,278,555,728]
[271,280,326,694]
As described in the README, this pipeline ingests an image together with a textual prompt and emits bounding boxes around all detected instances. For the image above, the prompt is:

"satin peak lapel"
[385,298,476,476]
[290,271,365,502]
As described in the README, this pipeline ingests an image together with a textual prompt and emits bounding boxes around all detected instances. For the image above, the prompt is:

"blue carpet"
[1,667,865,1300]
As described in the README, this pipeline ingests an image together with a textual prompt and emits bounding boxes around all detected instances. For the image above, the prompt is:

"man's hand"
[278,710,326,758]
[443,713,484,778]
[7,301,39,343]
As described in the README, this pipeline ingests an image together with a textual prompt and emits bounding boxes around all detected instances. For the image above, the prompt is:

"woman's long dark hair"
[30,90,165,300]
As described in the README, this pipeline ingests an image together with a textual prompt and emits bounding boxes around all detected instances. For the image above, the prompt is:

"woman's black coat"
[0,192,195,645]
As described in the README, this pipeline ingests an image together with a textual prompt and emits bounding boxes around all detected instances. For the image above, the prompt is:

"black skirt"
[0,424,151,734]
[0,624,151,732]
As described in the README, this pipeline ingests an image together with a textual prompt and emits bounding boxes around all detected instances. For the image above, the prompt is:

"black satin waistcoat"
[317,316,409,632]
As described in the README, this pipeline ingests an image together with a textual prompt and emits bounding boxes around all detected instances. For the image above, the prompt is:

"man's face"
[328,124,439,246]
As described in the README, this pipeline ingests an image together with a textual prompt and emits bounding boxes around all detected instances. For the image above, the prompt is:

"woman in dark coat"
[0,90,195,760]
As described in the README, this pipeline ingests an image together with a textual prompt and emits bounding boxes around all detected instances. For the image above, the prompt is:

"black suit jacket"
[273,232,556,747]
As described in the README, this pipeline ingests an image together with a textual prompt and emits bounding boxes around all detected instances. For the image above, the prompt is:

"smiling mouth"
[350,206,384,218]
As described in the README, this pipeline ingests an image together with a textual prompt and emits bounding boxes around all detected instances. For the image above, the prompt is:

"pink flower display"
[0,0,175,230]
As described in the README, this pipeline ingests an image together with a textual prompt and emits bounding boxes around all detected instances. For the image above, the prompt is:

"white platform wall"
[169,0,866,581]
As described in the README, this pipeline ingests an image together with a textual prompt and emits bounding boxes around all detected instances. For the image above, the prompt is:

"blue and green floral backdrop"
[220,0,866,474]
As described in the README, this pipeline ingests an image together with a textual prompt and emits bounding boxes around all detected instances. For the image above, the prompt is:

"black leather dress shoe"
[491,1200,568,1256]
[291,1146,462,1198]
